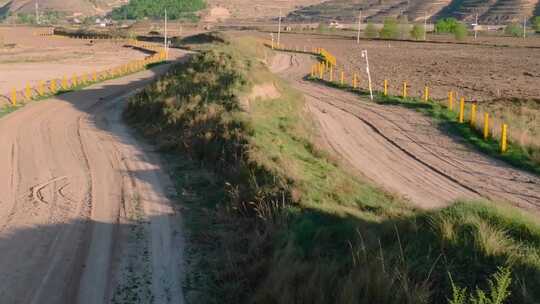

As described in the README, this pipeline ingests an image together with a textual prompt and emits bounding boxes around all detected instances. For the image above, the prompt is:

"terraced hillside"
[288,0,540,24]
[204,0,326,21]
[0,0,126,17]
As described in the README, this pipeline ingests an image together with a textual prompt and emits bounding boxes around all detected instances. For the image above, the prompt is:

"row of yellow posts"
[304,46,509,154]
[8,46,167,108]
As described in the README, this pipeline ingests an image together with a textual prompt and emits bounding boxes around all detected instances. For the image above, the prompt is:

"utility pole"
[35,1,39,25]
[523,16,527,39]
[424,12,427,40]
[357,10,362,44]
[361,50,373,101]
[164,8,168,59]
[474,13,478,40]
[277,9,282,48]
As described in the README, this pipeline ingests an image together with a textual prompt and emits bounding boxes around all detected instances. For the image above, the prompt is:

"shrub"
[505,23,523,37]
[380,18,399,39]
[364,22,378,38]
[454,22,468,40]
[448,267,512,304]
[398,15,409,39]
[410,24,425,40]
[533,16,540,32]
[111,0,205,20]
[436,17,459,33]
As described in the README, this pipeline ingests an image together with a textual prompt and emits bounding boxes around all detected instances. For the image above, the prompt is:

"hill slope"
[1,0,126,17]
[288,0,540,24]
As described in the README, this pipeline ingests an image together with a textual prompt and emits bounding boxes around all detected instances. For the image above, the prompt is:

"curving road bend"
[270,52,540,210]
[0,50,186,304]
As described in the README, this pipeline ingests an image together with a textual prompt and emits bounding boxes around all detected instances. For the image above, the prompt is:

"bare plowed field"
[0,26,146,95]
[266,32,540,102]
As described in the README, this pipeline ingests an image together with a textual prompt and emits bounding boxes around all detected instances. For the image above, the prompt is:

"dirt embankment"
[270,52,540,210]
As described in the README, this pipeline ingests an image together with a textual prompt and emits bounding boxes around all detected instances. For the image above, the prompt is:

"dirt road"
[270,52,540,209]
[0,50,186,304]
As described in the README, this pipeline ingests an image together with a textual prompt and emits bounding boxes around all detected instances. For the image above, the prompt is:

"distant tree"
[531,16,540,32]
[410,24,424,40]
[505,23,523,37]
[364,22,378,38]
[454,22,468,40]
[435,17,459,33]
[380,17,399,39]
[111,0,205,20]
[398,15,409,39]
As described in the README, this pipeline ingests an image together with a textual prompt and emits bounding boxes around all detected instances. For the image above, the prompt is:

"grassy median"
[125,33,540,304]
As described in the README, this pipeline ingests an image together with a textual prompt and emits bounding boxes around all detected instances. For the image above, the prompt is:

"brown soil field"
[0,26,147,97]
[248,31,540,149]
[261,32,540,102]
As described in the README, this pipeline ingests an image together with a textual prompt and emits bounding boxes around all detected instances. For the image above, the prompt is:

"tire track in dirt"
[271,52,540,210]
[0,50,187,304]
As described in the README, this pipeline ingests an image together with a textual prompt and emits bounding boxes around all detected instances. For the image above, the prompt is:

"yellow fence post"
[384,79,388,96]
[340,70,344,86]
[470,103,477,128]
[402,81,407,98]
[25,83,32,100]
[11,89,17,106]
[72,74,78,87]
[38,81,45,96]
[459,97,465,123]
[62,76,68,90]
[424,86,429,102]
[448,91,454,110]
[319,63,324,79]
[329,66,333,82]
[483,113,489,140]
[50,79,57,93]
[353,73,357,89]
[92,71,97,82]
[501,124,508,153]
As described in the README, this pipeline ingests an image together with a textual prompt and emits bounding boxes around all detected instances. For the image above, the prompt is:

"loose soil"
[0,49,187,304]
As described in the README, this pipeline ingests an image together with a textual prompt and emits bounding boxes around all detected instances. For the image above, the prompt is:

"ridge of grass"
[125,33,540,304]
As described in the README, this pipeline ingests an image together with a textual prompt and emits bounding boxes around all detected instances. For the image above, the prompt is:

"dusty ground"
[263,32,540,102]
[270,52,540,210]
[0,26,146,96]
[0,49,186,304]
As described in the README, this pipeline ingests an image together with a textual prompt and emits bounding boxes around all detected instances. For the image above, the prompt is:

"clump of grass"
[127,33,540,304]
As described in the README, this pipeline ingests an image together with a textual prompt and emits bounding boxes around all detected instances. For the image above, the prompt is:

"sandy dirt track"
[0,50,186,304]
[270,52,540,209]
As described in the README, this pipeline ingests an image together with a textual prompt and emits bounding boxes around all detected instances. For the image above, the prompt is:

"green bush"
[364,22,378,38]
[454,22,468,40]
[398,15,409,39]
[436,17,460,33]
[410,24,425,40]
[380,18,399,39]
[533,16,540,32]
[505,23,523,37]
[111,0,205,20]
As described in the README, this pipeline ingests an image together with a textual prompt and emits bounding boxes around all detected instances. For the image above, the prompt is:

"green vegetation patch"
[126,33,540,304]
[111,0,205,20]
